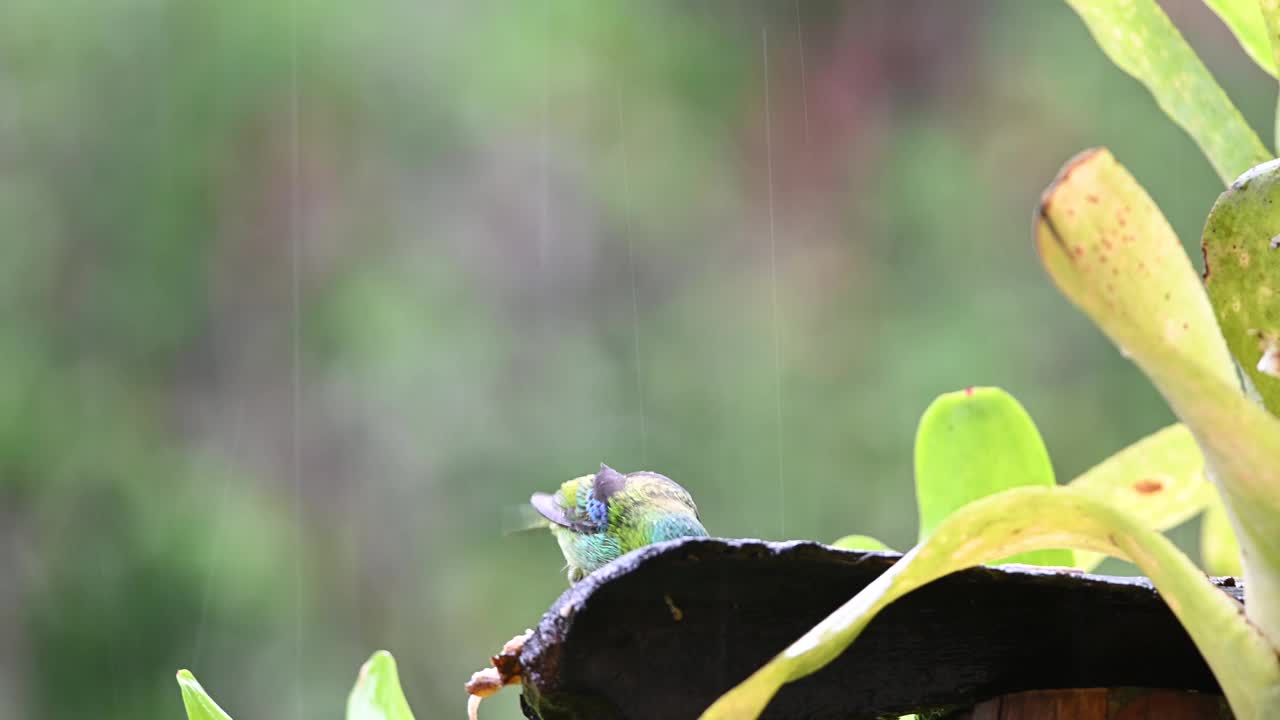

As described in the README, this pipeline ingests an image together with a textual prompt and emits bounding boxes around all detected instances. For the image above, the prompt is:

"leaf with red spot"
[1036,147,1280,651]
[1066,423,1214,572]
[914,386,1070,567]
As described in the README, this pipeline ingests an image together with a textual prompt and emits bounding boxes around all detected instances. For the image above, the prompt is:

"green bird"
[531,463,708,584]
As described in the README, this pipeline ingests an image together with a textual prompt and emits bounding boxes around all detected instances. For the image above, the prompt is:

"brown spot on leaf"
[1086,194,1100,204]
[964,386,975,397]
[1133,478,1164,495]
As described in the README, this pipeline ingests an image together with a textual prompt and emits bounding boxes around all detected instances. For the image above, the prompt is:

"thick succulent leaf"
[914,386,1070,567]
[1036,149,1237,388]
[830,534,892,552]
[1203,493,1245,576]
[1066,423,1212,571]
[1065,0,1270,184]
[1203,158,1280,415]
[699,487,1280,720]
[176,670,234,720]
[1037,147,1280,647]
[1203,0,1275,76]
[347,651,416,720]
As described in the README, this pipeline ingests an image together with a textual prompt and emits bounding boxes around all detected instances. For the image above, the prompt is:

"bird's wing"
[625,471,700,518]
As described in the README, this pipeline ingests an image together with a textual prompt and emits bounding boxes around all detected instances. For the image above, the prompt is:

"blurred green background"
[0,1,1269,718]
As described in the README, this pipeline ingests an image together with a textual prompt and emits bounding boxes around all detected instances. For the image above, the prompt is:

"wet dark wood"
[518,538,1242,720]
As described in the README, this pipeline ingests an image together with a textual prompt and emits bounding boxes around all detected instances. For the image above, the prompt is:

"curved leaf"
[830,534,892,552]
[1202,493,1245,576]
[1066,423,1212,571]
[914,386,1069,567]
[176,670,234,720]
[347,651,416,720]
[1202,158,1280,415]
[1203,0,1275,76]
[1037,147,1280,647]
[1257,0,1280,150]
[1065,0,1269,183]
[699,487,1280,720]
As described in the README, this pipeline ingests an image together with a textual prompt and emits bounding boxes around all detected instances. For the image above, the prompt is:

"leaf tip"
[357,650,393,683]
[1039,147,1109,215]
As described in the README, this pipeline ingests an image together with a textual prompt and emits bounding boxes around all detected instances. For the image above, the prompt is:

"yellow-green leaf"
[176,670,234,720]
[830,534,892,552]
[1037,147,1280,647]
[914,386,1070,567]
[1203,493,1245,576]
[1202,158,1280,416]
[1258,0,1280,150]
[699,487,1280,720]
[347,651,416,720]
[1203,0,1275,76]
[1067,423,1212,571]
[1065,0,1269,184]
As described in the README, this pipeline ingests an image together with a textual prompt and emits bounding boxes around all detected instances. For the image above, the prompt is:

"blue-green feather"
[531,464,707,584]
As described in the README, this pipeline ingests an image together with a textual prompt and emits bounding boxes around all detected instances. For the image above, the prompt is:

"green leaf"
[914,386,1070,567]
[1244,0,1280,148]
[830,534,892,552]
[1066,423,1213,571]
[176,670,234,720]
[347,651,416,720]
[1202,158,1280,416]
[1065,0,1270,184]
[1037,147,1280,648]
[699,487,1280,720]
[1203,0,1275,76]
[1203,493,1245,576]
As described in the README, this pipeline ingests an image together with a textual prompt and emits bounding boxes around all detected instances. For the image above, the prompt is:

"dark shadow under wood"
[518,538,1242,719]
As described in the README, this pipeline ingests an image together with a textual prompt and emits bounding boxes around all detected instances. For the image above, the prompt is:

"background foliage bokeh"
[0,1,1269,718]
